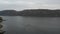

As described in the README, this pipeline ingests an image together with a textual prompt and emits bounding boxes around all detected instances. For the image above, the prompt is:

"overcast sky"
[0,0,60,11]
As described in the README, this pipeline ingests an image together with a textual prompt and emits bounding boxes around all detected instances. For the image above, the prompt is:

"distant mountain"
[18,9,60,17]
[0,9,60,17]
[0,10,18,16]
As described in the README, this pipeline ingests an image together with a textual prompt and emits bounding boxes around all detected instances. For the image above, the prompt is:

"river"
[1,16,60,34]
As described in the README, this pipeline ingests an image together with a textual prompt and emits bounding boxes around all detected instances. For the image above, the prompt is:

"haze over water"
[2,16,60,34]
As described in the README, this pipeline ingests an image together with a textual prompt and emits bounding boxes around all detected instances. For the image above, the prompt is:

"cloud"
[0,0,60,11]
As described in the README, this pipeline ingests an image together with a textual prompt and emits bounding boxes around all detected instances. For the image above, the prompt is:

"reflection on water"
[1,16,60,34]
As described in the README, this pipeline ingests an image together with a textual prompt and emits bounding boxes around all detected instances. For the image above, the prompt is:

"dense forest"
[0,9,60,17]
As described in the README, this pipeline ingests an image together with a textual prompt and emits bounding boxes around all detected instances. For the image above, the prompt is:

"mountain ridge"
[0,9,60,17]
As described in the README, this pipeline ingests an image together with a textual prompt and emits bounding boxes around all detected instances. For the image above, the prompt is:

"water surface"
[1,16,60,34]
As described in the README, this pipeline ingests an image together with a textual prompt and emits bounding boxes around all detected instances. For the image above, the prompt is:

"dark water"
[1,16,60,34]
